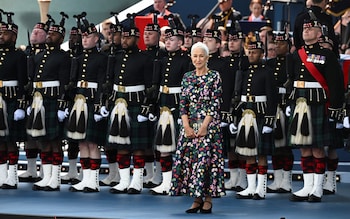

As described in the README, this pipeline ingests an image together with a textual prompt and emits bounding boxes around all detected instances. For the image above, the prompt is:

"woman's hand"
[196,125,208,138]
[184,126,196,138]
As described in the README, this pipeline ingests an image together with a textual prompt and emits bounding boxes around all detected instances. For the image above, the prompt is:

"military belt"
[241,95,267,102]
[33,81,60,88]
[77,81,98,89]
[293,81,322,88]
[113,84,145,93]
[159,86,181,94]
[0,80,18,87]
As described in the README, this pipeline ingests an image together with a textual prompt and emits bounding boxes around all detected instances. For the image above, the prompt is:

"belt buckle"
[35,82,43,88]
[118,85,125,92]
[81,80,88,88]
[247,95,255,102]
[0,80,3,87]
[162,86,169,94]
[297,81,305,88]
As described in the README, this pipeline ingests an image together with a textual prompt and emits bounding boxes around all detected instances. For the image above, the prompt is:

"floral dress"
[170,70,225,198]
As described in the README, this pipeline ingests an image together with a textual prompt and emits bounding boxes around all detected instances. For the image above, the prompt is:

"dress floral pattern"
[170,70,225,198]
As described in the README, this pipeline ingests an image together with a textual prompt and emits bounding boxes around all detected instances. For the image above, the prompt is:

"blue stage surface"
[1,180,350,219]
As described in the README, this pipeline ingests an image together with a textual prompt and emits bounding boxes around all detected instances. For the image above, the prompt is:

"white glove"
[285,106,291,117]
[220,122,229,127]
[26,106,32,116]
[177,118,182,125]
[262,126,273,134]
[57,110,66,122]
[137,114,148,122]
[148,113,157,122]
[14,109,25,121]
[344,116,350,129]
[64,108,70,117]
[100,106,109,117]
[229,123,238,135]
[336,123,344,129]
[94,114,103,122]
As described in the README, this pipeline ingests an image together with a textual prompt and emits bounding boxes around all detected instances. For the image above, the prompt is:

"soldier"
[224,27,249,192]
[99,13,123,188]
[141,14,167,189]
[28,13,71,191]
[183,15,202,51]
[235,35,277,200]
[107,14,153,194]
[19,18,52,183]
[61,14,84,185]
[67,16,108,193]
[150,19,191,195]
[266,31,294,194]
[288,18,344,202]
[0,11,27,189]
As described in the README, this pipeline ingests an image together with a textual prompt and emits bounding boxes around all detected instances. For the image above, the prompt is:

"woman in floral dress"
[170,42,225,214]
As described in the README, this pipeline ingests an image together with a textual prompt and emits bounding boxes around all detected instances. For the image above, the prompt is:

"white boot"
[150,171,172,195]
[45,165,61,191]
[70,169,90,192]
[143,162,154,184]
[253,174,267,200]
[225,168,239,190]
[2,164,18,189]
[18,158,38,181]
[33,164,52,190]
[236,173,256,199]
[0,163,8,187]
[110,167,130,193]
[145,162,162,188]
[128,168,144,194]
[290,173,314,201]
[267,169,283,193]
[84,169,100,192]
[111,162,120,185]
[308,173,325,202]
[279,170,292,193]
[323,171,337,195]
[61,159,78,183]
[100,162,118,186]
[236,168,247,192]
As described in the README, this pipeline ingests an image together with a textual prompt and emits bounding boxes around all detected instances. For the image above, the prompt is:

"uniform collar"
[168,49,182,57]
[83,47,98,54]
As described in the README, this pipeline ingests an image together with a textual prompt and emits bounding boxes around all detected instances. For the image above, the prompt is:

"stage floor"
[1,180,350,219]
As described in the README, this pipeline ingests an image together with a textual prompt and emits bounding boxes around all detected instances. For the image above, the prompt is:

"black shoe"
[143,182,159,188]
[70,178,81,185]
[43,186,60,191]
[150,190,168,196]
[1,184,17,189]
[69,186,82,192]
[235,186,245,192]
[83,187,99,193]
[185,201,203,213]
[127,188,141,194]
[32,184,45,191]
[323,189,335,195]
[289,194,309,202]
[236,193,253,199]
[308,194,322,202]
[200,201,212,214]
[278,188,292,193]
[252,193,265,200]
[19,176,40,183]
[267,187,280,193]
[110,181,119,187]
[110,188,127,194]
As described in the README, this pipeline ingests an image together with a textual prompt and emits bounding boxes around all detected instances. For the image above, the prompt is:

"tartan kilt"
[288,102,331,148]
[257,117,275,155]
[28,99,64,141]
[0,100,27,142]
[328,121,344,149]
[107,97,150,151]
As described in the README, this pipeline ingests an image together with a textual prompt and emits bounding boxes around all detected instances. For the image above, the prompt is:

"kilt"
[328,121,344,149]
[288,102,331,148]
[0,100,27,142]
[28,98,64,141]
[107,95,150,151]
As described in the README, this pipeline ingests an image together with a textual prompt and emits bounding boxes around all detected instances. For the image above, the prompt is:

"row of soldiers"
[0,6,346,204]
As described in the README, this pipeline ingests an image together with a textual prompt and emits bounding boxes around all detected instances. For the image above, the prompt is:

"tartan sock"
[326,157,338,171]
[90,158,102,170]
[246,163,258,174]
[144,154,155,163]
[80,157,90,169]
[283,155,294,171]
[160,155,173,172]
[52,152,63,165]
[117,153,131,169]
[314,157,326,174]
[271,155,284,170]
[238,159,246,169]
[40,152,53,165]
[8,151,19,165]
[228,160,239,169]
[258,165,268,175]
[301,156,314,173]
[133,155,145,169]
[0,151,8,164]
[25,148,39,159]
